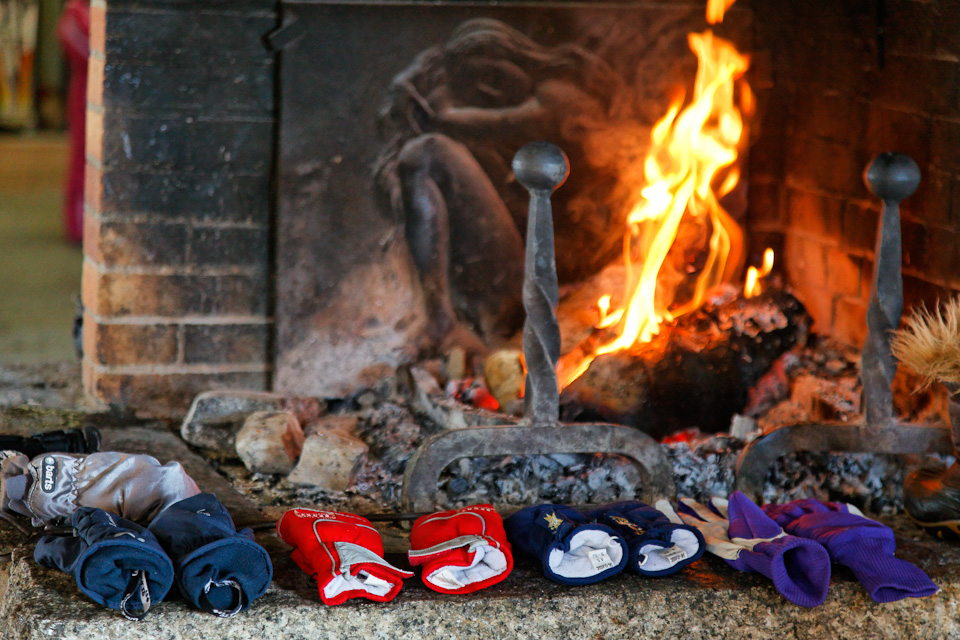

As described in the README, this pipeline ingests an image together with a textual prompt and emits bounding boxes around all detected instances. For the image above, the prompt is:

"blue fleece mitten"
[148,493,272,617]
[587,501,705,576]
[762,498,938,603]
[35,507,174,620]
[505,504,628,585]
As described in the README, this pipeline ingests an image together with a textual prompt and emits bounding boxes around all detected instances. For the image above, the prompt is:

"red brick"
[84,368,270,417]
[786,189,844,241]
[81,259,102,315]
[183,324,269,365]
[794,91,867,146]
[745,181,783,227]
[865,106,931,168]
[95,219,188,267]
[834,297,869,347]
[825,248,862,297]
[840,201,880,257]
[875,55,960,117]
[785,136,864,196]
[921,226,960,282]
[83,314,179,366]
[931,118,960,174]
[83,213,102,264]
[900,169,953,230]
[89,2,106,55]
[886,0,942,57]
[87,56,104,108]
[84,162,102,214]
[85,108,103,165]
[83,268,268,317]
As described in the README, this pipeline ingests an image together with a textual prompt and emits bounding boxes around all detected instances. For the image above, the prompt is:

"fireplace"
[81,0,960,420]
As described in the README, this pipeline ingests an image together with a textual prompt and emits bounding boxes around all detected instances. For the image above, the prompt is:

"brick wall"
[747,0,960,347]
[82,0,278,415]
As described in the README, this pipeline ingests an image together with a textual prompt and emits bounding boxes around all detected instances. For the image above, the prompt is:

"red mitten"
[277,509,413,605]
[408,504,513,594]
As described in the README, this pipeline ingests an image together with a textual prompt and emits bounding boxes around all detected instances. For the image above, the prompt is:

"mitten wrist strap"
[408,534,490,559]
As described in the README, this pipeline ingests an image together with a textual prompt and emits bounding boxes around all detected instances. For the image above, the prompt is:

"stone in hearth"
[235,411,305,475]
[287,427,369,491]
[181,390,324,457]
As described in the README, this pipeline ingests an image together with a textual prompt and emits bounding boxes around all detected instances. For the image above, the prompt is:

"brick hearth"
[81,0,277,414]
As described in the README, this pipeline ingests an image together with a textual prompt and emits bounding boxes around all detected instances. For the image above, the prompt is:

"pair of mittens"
[35,493,272,619]
[760,497,938,603]
[277,508,413,605]
[657,491,832,608]
[408,504,513,594]
[586,501,705,577]
[34,508,174,620]
[505,504,628,585]
[147,493,273,617]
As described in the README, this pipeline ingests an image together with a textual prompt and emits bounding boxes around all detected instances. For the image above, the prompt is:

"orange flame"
[706,0,737,24]
[557,3,752,390]
[744,247,774,298]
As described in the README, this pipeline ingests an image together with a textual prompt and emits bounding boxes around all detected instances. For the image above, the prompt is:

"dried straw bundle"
[890,296,960,390]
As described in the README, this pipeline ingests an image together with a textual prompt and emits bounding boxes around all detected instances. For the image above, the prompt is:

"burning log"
[559,289,810,439]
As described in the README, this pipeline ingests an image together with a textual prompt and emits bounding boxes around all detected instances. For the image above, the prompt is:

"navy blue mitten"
[35,507,174,620]
[505,504,628,585]
[586,501,705,576]
[148,493,272,617]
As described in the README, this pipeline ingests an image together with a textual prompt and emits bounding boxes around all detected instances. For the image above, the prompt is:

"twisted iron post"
[513,142,569,426]
[399,141,675,512]
[861,153,919,426]
[733,152,952,499]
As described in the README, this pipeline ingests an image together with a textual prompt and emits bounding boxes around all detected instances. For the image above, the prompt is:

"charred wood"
[559,290,810,439]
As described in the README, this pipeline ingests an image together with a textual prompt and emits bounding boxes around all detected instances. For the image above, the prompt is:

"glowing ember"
[557,0,754,390]
[744,248,775,298]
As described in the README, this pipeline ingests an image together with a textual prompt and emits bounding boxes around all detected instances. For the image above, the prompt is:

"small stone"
[287,429,369,490]
[729,414,759,441]
[448,347,467,381]
[235,411,305,474]
[181,390,323,456]
[305,414,360,438]
[483,350,524,409]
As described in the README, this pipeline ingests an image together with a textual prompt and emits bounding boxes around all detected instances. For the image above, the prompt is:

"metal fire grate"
[401,143,675,512]
[735,153,953,497]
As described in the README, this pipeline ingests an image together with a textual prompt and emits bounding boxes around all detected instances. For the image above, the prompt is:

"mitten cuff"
[741,536,830,608]
[631,525,705,576]
[409,534,512,594]
[176,536,273,616]
[544,526,627,585]
[320,541,413,605]
[834,539,939,603]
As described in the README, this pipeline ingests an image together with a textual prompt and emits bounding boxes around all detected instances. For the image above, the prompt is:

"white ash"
[665,434,908,514]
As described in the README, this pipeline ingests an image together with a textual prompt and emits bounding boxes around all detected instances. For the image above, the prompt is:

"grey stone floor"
[0,133,81,364]
[0,401,957,639]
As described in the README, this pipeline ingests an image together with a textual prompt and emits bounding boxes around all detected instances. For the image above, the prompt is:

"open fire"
[558,0,762,389]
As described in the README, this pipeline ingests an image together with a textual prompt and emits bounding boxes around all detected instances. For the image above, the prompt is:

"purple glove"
[658,492,830,607]
[762,498,938,603]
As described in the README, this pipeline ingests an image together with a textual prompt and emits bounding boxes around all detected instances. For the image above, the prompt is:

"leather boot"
[903,384,960,538]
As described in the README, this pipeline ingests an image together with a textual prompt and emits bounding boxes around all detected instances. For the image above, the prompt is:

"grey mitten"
[1,451,200,526]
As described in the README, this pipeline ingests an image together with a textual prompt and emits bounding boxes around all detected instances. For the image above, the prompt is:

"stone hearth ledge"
[0,516,958,640]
